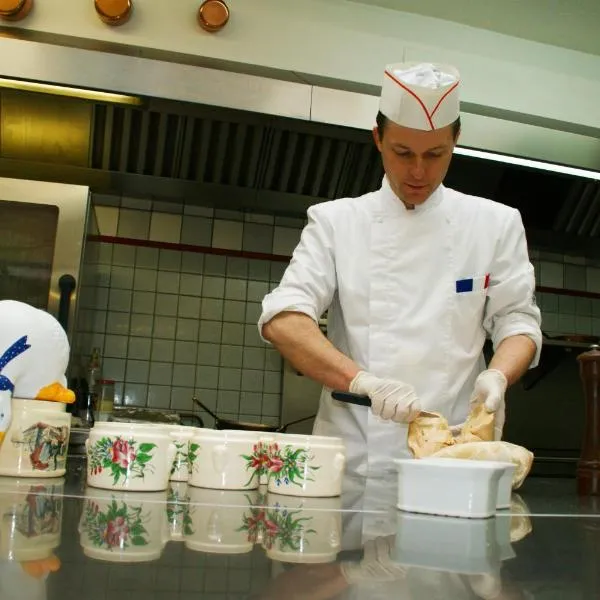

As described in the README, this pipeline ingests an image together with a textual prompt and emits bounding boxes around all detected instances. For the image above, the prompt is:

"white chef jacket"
[259,177,542,477]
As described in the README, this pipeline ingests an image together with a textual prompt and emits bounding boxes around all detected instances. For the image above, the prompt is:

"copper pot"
[0,0,33,21]
[197,0,229,33]
[94,0,132,26]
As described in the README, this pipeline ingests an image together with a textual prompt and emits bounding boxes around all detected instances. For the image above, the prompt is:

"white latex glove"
[349,371,421,423]
[340,536,407,584]
[470,369,507,413]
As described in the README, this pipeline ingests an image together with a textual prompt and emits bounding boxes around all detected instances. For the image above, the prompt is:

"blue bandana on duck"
[0,336,31,392]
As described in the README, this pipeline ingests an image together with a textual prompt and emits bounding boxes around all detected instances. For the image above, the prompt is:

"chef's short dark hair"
[376,111,461,140]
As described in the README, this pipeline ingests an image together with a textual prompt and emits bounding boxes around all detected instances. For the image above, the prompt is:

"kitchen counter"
[0,457,598,599]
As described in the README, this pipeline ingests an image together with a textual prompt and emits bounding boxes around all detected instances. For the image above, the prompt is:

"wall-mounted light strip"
[454,146,600,181]
[0,77,143,106]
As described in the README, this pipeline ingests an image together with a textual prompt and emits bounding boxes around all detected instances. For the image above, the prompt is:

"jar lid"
[577,344,600,362]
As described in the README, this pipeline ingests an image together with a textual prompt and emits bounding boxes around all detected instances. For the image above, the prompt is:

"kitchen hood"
[0,38,599,257]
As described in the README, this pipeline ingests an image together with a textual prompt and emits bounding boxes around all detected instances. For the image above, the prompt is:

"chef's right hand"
[349,371,421,423]
[339,536,407,584]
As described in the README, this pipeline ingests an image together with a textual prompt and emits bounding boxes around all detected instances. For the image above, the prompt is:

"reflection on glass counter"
[0,466,598,599]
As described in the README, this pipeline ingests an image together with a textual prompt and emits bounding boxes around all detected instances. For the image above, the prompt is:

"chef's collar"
[381,175,444,215]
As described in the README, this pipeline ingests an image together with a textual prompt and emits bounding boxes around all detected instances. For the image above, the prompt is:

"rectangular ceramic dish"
[394,457,510,519]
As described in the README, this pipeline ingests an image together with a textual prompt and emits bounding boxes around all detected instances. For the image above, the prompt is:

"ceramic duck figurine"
[0,300,75,447]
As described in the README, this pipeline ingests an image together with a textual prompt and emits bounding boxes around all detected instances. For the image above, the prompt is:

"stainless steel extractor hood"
[1,37,600,257]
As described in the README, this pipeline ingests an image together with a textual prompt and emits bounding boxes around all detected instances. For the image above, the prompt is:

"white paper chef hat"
[379,62,461,130]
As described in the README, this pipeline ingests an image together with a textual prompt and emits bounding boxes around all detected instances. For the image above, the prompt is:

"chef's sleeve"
[258,204,337,339]
[483,208,542,368]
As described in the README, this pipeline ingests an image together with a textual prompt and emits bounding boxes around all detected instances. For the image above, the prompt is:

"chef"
[258,61,542,476]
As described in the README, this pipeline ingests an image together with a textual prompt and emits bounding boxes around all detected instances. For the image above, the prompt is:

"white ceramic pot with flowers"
[0,399,70,478]
[78,487,170,563]
[188,429,261,491]
[86,422,177,492]
[162,425,196,483]
[262,495,342,564]
[265,434,346,498]
[184,487,261,554]
[0,477,64,562]
[166,482,191,542]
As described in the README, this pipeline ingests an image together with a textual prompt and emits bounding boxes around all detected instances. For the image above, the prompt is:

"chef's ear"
[372,126,383,152]
[451,116,461,144]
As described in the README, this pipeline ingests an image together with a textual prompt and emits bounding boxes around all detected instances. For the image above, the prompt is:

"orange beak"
[0,431,5,445]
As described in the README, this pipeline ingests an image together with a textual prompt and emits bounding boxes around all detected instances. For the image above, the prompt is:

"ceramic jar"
[163,425,196,483]
[166,482,190,542]
[496,463,517,509]
[79,487,170,563]
[184,487,260,554]
[265,434,346,498]
[0,477,64,562]
[0,399,70,478]
[394,511,502,574]
[263,495,342,564]
[258,434,275,486]
[86,422,177,492]
[188,429,261,491]
[395,457,508,519]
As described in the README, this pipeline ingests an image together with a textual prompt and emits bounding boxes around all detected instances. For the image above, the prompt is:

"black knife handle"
[331,391,372,407]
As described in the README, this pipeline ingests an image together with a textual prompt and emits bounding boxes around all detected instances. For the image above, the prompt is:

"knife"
[331,391,438,418]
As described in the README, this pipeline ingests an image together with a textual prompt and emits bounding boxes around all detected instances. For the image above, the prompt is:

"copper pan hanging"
[197,0,230,33]
[95,0,133,26]
[0,0,34,21]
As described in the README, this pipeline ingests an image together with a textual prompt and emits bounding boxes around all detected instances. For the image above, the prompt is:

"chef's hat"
[379,62,460,130]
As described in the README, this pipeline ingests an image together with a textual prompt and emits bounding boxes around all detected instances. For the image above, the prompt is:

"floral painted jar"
[0,477,64,562]
[262,495,342,564]
[184,487,260,554]
[162,425,196,483]
[258,434,275,486]
[79,487,170,563]
[0,399,70,478]
[188,429,261,491]
[86,422,177,492]
[266,434,346,498]
[166,482,191,542]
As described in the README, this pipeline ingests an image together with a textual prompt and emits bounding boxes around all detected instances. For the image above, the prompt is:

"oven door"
[0,176,90,341]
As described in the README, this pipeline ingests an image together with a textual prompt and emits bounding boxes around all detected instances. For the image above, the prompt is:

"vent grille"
[90,104,382,200]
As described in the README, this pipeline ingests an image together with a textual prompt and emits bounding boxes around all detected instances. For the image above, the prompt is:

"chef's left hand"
[470,369,508,413]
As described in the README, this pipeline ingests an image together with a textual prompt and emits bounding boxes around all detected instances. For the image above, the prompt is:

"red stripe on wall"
[86,235,291,263]
[87,235,600,301]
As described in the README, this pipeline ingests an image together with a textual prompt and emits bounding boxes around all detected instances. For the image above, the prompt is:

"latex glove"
[340,536,407,584]
[349,371,421,423]
[448,422,463,436]
[470,369,508,413]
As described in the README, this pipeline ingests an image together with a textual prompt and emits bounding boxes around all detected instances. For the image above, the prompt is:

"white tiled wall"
[74,193,600,425]
[73,194,306,426]
[531,249,600,336]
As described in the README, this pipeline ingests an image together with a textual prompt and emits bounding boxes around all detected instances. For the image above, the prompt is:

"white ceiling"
[347,0,600,56]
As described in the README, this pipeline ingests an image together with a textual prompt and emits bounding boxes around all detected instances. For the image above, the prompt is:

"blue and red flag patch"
[456,274,490,293]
